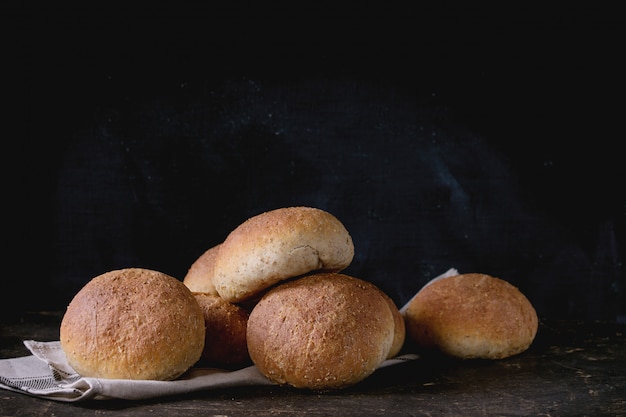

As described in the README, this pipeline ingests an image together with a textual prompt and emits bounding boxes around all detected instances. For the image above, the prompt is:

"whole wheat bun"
[246,272,395,390]
[375,287,406,358]
[193,292,250,366]
[60,268,205,380]
[404,273,538,359]
[183,244,221,295]
[213,206,355,303]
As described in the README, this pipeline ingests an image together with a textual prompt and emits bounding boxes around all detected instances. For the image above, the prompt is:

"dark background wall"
[5,6,625,322]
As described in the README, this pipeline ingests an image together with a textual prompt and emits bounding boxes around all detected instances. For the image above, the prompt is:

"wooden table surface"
[1,312,625,417]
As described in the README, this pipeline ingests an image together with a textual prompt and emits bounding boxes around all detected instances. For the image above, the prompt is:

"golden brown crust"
[213,207,355,303]
[404,273,538,359]
[354,280,406,358]
[246,273,394,390]
[193,292,250,366]
[60,268,205,380]
[183,244,221,295]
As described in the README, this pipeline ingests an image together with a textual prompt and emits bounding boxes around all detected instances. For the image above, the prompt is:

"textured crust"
[183,244,221,295]
[404,273,538,359]
[213,207,355,302]
[246,273,394,390]
[193,292,250,366]
[60,268,205,380]
[356,280,405,358]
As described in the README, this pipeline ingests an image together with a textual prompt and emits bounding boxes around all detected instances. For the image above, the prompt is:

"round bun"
[193,292,250,366]
[183,244,221,295]
[353,279,406,358]
[213,206,354,303]
[246,273,394,390]
[60,268,205,380]
[375,288,406,358]
[404,273,538,359]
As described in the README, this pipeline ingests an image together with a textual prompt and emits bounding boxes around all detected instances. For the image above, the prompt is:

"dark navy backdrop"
[6,6,624,322]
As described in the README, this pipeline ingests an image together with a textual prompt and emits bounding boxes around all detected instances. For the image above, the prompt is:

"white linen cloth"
[0,340,418,401]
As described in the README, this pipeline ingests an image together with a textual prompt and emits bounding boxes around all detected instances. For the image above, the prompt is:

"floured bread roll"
[183,244,221,295]
[60,268,205,380]
[246,273,395,390]
[404,273,538,359]
[193,292,250,366]
[213,206,354,303]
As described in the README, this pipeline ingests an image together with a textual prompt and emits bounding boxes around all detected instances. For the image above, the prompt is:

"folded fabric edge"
[399,267,459,314]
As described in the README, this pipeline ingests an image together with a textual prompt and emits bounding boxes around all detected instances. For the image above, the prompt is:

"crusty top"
[213,207,355,302]
[183,244,221,295]
[60,268,205,380]
[246,273,394,390]
[404,273,538,359]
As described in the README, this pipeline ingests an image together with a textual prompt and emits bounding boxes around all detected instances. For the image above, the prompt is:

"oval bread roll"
[60,268,205,380]
[246,273,395,390]
[213,206,354,302]
[183,244,221,295]
[193,292,250,366]
[404,273,538,359]
[375,288,406,358]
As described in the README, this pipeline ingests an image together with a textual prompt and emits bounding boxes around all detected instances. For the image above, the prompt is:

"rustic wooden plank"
[1,313,625,416]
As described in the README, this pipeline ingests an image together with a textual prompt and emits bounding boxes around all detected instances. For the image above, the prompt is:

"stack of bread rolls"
[59,206,405,387]
[184,206,405,389]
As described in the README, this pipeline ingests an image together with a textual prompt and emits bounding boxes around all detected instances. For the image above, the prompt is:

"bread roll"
[352,279,406,358]
[404,273,538,359]
[60,268,205,380]
[183,244,221,295]
[246,273,394,390]
[213,206,354,302]
[193,292,250,366]
[375,288,406,358]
